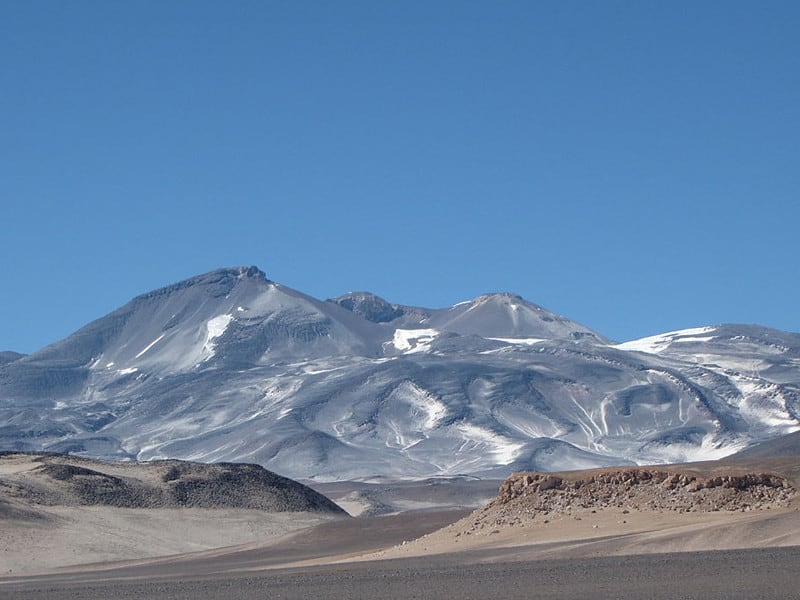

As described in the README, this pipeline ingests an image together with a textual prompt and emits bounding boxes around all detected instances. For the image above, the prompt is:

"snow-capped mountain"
[1,267,798,481]
[329,290,607,342]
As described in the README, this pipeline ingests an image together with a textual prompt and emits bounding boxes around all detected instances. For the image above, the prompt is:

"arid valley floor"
[2,452,800,599]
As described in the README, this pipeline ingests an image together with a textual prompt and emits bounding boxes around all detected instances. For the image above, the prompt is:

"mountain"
[330,291,608,342]
[726,430,800,459]
[328,292,409,324]
[0,267,798,481]
[23,266,387,374]
[0,351,25,366]
[423,293,608,342]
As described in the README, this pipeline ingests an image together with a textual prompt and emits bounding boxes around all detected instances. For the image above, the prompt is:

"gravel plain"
[3,546,799,600]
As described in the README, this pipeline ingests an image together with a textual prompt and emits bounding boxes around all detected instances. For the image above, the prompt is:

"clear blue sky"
[2,1,799,353]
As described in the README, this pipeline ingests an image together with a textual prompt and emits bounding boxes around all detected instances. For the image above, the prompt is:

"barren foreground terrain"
[373,457,800,562]
[2,454,800,598]
[0,453,345,575]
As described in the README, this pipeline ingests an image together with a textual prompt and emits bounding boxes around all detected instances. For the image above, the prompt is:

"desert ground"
[2,453,800,598]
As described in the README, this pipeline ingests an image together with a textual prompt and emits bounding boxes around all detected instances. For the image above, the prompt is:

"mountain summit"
[0,267,798,480]
[328,292,406,323]
[423,293,607,342]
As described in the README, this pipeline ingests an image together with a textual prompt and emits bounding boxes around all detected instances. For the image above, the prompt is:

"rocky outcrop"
[328,292,406,323]
[495,468,795,515]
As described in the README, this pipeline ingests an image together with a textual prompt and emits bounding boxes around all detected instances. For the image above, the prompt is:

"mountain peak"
[234,265,268,280]
[134,266,270,302]
[328,291,405,323]
[198,265,269,285]
[471,292,526,305]
[0,351,26,365]
[426,292,606,342]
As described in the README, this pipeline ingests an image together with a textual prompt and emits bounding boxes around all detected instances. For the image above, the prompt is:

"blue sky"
[2,1,798,353]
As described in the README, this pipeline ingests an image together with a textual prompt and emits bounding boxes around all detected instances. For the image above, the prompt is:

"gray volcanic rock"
[328,292,406,323]
[329,292,434,329]
[0,267,798,480]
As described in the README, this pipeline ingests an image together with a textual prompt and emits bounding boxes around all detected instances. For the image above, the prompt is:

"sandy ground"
[3,527,799,599]
[0,506,336,576]
[309,477,500,516]
[4,501,799,580]
[366,504,800,563]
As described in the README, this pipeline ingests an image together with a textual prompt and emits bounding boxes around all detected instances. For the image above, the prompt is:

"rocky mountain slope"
[727,430,800,459]
[1,266,798,480]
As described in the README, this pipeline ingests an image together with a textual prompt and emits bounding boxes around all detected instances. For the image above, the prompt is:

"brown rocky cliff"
[494,468,794,514]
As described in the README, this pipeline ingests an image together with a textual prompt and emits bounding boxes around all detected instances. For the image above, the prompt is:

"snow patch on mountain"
[730,376,800,429]
[390,381,447,431]
[615,327,718,354]
[391,329,439,354]
[488,337,546,346]
[203,314,234,358]
[642,432,748,464]
[456,423,524,465]
[135,333,166,359]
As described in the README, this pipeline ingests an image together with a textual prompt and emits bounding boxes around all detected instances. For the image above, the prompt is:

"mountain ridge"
[1,266,798,481]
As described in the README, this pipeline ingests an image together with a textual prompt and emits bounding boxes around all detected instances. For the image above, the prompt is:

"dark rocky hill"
[0,453,346,514]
